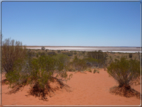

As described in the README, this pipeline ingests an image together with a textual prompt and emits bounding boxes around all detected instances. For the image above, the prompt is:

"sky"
[2,2,141,46]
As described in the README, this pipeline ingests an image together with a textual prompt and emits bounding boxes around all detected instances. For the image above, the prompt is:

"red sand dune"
[2,69,141,105]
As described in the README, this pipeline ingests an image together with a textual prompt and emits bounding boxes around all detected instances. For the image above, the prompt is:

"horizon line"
[24,45,141,47]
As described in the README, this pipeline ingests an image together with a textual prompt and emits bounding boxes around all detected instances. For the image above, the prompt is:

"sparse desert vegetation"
[2,38,141,105]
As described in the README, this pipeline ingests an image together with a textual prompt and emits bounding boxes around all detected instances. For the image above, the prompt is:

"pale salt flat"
[26,46,141,53]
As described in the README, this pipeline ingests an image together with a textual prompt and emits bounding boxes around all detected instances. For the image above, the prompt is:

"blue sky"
[2,2,141,46]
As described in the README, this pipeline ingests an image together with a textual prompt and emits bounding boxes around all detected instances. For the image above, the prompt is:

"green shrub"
[87,50,107,68]
[5,70,20,87]
[28,54,72,100]
[107,57,142,98]
[107,57,140,88]
[53,54,69,71]
[71,56,87,71]
[85,57,98,67]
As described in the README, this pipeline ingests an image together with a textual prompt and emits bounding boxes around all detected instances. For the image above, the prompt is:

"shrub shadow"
[6,80,27,94]
[2,79,9,85]
[110,86,142,99]
[4,77,71,101]
[28,77,71,101]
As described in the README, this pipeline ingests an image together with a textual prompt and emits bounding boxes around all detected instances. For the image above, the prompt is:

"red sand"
[2,69,141,105]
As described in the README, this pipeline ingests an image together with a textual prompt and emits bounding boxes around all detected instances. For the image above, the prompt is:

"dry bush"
[2,38,26,73]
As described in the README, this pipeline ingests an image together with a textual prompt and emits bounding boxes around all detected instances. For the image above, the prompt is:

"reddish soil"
[2,69,141,105]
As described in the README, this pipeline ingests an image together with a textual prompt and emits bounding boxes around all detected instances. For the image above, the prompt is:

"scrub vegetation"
[2,38,141,100]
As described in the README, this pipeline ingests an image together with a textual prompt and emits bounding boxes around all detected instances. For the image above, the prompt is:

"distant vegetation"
[41,46,45,50]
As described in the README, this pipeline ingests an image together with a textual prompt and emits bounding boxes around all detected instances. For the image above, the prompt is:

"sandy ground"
[2,69,141,105]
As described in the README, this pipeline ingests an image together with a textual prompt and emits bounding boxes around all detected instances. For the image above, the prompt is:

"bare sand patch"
[2,69,141,105]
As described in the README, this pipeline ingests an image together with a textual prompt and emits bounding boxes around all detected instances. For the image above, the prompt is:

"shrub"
[107,57,140,88]
[29,57,54,94]
[68,68,75,72]
[57,50,61,53]
[93,68,99,73]
[48,52,56,56]
[129,53,132,58]
[53,54,69,71]
[28,54,72,100]
[71,56,87,71]
[87,50,107,68]
[2,38,27,73]
[85,57,98,67]
[41,46,45,50]
[2,38,31,92]
[107,57,141,98]
[88,68,92,73]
